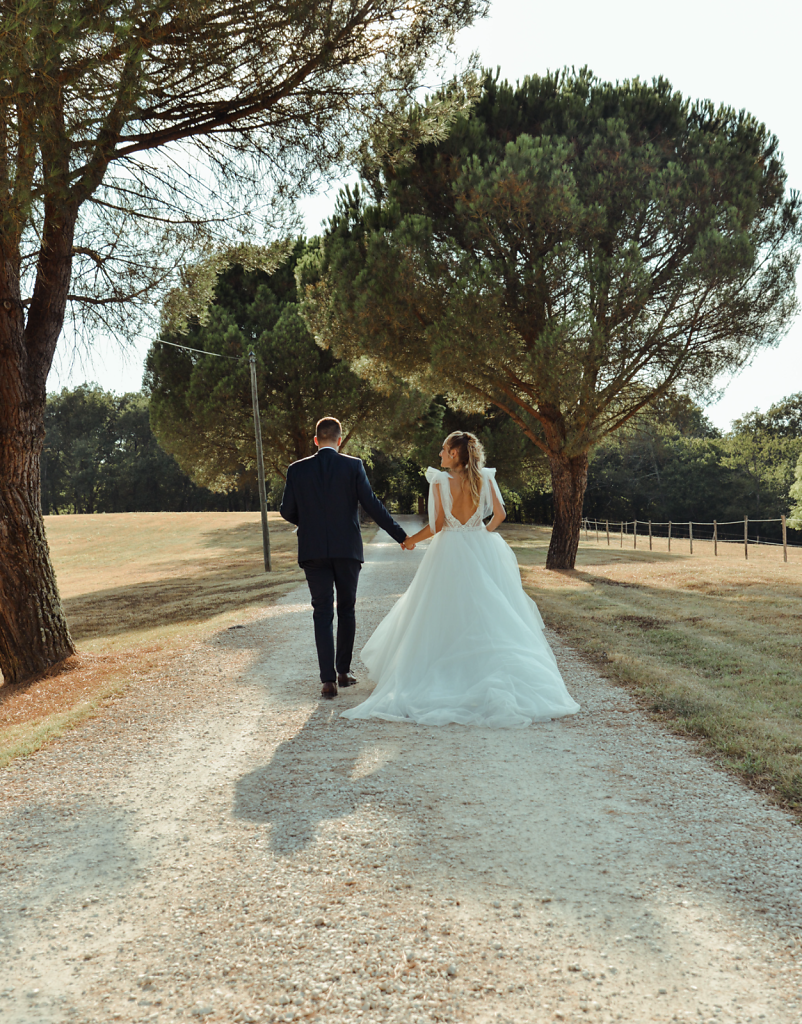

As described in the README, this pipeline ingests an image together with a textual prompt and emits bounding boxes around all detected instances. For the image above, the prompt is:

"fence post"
[606,520,610,546]
[596,520,599,543]
[689,521,693,555]
[782,514,788,563]
[620,521,623,547]
[668,521,672,553]
[633,520,637,549]
[713,520,718,556]
[744,516,748,560]
[649,520,652,551]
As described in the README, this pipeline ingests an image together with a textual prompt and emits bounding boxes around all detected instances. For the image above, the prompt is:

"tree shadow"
[62,564,303,642]
[199,520,294,550]
[529,551,691,570]
[0,652,82,703]
[578,548,690,565]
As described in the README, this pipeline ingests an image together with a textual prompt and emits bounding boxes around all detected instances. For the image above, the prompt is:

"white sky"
[48,0,802,431]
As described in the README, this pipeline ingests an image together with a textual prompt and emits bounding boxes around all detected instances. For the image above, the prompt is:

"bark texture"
[0,209,77,685]
[545,452,589,571]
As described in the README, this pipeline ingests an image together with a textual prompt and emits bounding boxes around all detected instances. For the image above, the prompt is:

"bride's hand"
[402,538,416,550]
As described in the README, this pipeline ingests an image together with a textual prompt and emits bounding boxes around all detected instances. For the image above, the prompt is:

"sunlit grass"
[501,524,802,813]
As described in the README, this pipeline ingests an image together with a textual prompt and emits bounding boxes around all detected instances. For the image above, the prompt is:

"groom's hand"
[401,537,416,550]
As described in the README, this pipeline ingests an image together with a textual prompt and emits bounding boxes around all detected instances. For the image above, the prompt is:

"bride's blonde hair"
[444,431,485,506]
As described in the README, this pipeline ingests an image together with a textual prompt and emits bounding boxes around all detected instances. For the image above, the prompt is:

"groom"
[279,417,410,699]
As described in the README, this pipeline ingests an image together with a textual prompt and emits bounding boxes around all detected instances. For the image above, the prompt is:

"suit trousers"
[300,557,362,683]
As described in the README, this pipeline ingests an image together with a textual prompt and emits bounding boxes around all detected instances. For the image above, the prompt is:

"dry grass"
[0,512,308,768]
[501,523,802,812]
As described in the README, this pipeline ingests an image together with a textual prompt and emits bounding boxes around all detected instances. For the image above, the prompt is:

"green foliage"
[583,409,735,524]
[300,67,800,565]
[789,453,802,529]
[722,393,802,518]
[146,245,429,490]
[300,67,800,464]
[42,385,233,514]
[583,393,802,538]
[361,397,550,513]
[43,386,117,515]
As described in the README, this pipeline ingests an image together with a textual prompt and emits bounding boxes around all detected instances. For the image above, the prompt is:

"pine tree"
[300,69,801,569]
[146,248,428,489]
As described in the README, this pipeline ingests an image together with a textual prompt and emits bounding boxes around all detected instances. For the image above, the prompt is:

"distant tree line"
[43,381,802,542]
[42,385,258,515]
[42,380,543,517]
[582,392,802,542]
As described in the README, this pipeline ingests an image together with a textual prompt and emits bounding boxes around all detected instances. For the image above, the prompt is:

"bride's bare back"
[447,473,479,526]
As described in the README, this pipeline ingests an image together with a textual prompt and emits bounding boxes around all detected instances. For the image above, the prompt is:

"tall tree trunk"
[545,452,589,570]
[0,326,75,685]
[0,197,78,684]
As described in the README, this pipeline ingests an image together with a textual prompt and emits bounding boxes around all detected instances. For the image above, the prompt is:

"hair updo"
[443,431,485,506]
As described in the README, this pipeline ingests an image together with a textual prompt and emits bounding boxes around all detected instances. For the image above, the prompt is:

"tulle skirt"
[342,528,580,727]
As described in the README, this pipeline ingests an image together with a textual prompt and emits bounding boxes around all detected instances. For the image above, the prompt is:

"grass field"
[506,525,802,813]
[0,512,306,769]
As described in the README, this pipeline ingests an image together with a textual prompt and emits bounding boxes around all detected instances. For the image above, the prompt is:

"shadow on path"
[233,702,408,859]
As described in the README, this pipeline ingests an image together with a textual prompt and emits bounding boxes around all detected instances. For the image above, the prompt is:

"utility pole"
[249,351,272,572]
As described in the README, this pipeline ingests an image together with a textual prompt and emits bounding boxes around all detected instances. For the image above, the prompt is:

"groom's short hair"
[316,417,342,443]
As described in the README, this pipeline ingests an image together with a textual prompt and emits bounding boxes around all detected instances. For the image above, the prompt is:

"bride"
[342,431,580,727]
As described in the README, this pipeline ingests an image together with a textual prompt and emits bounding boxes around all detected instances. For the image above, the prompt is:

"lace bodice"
[424,467,504,533]
[443,500,485,531]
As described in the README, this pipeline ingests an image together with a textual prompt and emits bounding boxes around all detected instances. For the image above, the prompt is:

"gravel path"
[1,519,801,1024]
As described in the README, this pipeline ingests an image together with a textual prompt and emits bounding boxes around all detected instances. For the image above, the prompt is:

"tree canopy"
[299,68,801,568]
[722,393,802,522]
[146,246,429,489]
[2,0,485,341]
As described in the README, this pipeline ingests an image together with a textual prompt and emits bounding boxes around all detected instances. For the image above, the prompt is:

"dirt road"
[1,521,801,1024]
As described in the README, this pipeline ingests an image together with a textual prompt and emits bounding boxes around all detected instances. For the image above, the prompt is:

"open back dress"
[341,467,580,727]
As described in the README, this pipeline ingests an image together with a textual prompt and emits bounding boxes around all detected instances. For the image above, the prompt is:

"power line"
[155,338,242,361]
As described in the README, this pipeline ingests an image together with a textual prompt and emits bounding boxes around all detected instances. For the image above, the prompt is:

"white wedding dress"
[342,467,580,727]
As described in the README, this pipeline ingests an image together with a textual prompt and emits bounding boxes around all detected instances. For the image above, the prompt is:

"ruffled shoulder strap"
[425,467,450,532]
[479,466,504,519]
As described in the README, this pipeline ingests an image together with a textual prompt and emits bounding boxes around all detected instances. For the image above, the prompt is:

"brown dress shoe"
[321,681,338,699]
[337,672,357,687]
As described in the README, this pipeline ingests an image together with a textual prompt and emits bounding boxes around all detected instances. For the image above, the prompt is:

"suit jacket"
[279,447,407,563]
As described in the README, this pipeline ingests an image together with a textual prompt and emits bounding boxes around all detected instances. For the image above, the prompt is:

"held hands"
[401,537,417,551]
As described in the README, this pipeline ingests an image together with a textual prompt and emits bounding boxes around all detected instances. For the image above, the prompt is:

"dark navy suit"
[279,446,407,682]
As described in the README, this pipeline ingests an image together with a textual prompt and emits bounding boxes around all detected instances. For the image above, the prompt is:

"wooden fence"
[580,516,799,563]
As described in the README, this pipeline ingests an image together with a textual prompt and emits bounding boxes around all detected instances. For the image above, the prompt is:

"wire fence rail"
[581,515,801,563]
